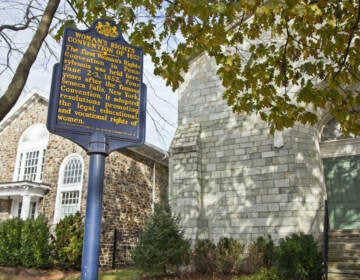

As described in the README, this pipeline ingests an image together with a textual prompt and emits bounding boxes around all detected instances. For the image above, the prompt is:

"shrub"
[242,235,275,274]
[216,237,244,274]
[20,216,51,268]
[0,217,51,268]
[274,233,322,280]
[193,239,217,274]
[242,243,265,274]
[132,204,190,276]
[52,212,84,270]
[237,268,281,280]
[254,235,274,268]
[0,218,22,266]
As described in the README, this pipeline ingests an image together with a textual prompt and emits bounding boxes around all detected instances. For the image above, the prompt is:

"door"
[323,155,360,230]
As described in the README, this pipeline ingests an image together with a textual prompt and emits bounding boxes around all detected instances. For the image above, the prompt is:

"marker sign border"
[47,19,146,154]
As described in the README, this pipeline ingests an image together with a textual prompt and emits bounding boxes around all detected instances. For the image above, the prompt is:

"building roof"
[0,89,169,167]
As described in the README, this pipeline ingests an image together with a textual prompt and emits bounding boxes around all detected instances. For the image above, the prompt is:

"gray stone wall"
[170,54,325,244]
[0,96,168,268]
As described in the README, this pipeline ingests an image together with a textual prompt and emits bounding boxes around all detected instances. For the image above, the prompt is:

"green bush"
[52,212,84,270]
[0,218,22,266]
[193,239,217,274]
[20,216,51,268]
[254,235,274,268]
[132,204,190,276]
[216,237,244,274]
[0,217,51,268]
[274,233,322,280]
[242,235,275,274]
[237,268,281,280]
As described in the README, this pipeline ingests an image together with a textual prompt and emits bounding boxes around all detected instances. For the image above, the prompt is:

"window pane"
[63,158,82,184]
[60,191,80,219]
[40,149,46,180]
[23,151,39,181]
[30,202,36,219]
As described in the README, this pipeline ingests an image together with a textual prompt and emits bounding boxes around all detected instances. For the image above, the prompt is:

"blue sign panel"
[47,19,146,153]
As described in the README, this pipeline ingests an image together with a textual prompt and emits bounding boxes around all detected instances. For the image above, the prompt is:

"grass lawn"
[61,268,141,280]
[0,267,239,280]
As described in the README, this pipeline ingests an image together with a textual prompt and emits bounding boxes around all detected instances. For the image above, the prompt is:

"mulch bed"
[0,266,78,280]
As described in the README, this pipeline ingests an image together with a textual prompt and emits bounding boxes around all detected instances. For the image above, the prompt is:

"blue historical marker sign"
[47,19,146,153]
[47,19,147,280]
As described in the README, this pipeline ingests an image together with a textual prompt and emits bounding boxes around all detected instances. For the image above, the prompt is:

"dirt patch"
[0,266,79,280]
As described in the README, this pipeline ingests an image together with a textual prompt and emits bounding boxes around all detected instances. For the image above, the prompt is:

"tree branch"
[0,0,61,121]
[335,0,360,77]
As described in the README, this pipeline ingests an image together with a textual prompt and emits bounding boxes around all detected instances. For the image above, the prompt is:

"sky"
[0,1,178,151]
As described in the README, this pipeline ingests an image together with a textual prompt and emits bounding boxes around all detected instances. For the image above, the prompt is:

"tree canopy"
[1,0,359,135]
[66,0,359,134]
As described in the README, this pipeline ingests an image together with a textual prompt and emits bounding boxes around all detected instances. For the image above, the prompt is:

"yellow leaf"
[225,56,233,66]
[310,4,323,16]
[256,6,270,16]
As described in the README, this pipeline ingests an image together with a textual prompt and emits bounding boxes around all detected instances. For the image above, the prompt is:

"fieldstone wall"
[0,96,168,268]
[100,149,168,268]
[169,54,325,244]
[0,98,49,183]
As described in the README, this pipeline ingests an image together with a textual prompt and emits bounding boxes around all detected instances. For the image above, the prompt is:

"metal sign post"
[47,19,146,280]
[81,132,106,280]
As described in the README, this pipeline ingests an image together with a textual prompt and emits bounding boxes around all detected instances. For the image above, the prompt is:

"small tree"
[52,212,84,270]
[132,204,190,276]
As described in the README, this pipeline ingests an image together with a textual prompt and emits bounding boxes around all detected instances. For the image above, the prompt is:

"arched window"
[54,154,83,223]
[14,124,49,182]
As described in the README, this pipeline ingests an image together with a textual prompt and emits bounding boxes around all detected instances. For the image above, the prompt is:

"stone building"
[0,89,168,268]
[169,53,360,246]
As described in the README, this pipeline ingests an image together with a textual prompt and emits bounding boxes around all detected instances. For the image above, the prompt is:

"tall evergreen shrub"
[0,218,22,266]
[132,204,190,276]
[0,217,51,268]
[20,216,51,268]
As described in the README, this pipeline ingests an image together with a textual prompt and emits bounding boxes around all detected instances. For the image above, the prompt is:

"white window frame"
[13,124,48,183]
[54,154,84,223]
[10,197,39,219]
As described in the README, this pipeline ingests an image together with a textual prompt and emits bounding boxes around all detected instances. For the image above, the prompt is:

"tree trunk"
[0,0,60,121]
